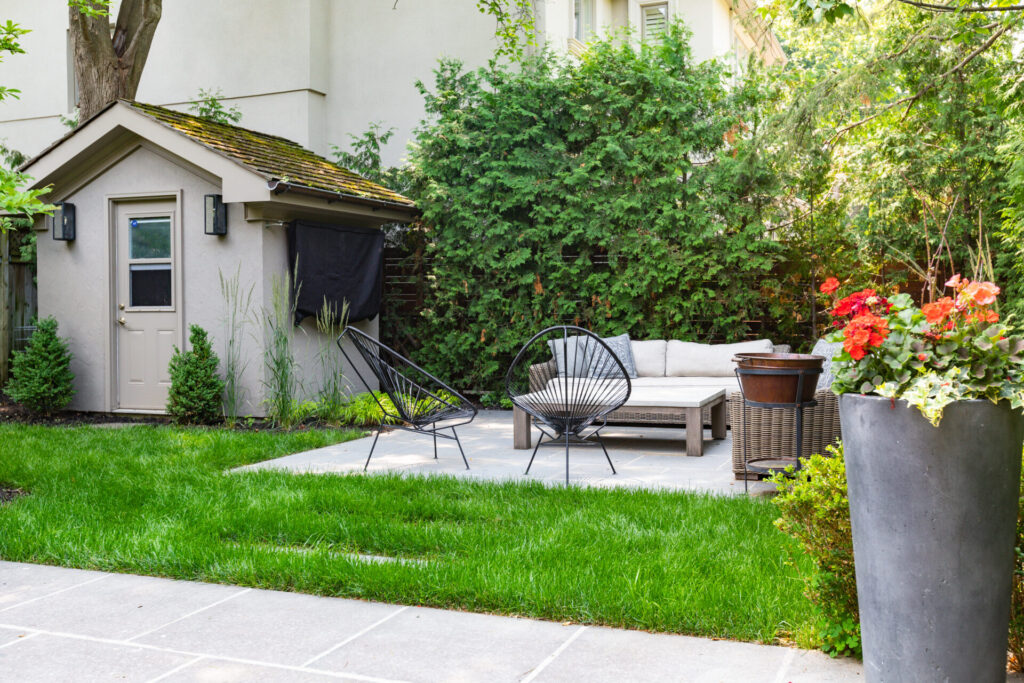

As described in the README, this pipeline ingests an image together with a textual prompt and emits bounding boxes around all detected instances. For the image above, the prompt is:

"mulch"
[0,486,27,504]
[0,392,172,427]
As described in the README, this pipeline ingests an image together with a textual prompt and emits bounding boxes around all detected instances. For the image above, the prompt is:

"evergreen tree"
[167,325,224,424]
[6,317,75,415]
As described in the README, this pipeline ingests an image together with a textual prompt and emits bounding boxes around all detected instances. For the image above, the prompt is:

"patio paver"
[240,410,776,495]
[0,560,863,682]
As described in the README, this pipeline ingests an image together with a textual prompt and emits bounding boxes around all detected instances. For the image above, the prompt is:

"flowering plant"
[822,275,1024,425]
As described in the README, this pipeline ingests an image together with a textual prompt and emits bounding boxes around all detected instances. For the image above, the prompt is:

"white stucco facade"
[1,0,782,168]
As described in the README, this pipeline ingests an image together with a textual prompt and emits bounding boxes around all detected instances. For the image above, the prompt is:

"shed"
[18,100,416,415]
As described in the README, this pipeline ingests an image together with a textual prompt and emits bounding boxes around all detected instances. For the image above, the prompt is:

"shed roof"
[123,101,414,209]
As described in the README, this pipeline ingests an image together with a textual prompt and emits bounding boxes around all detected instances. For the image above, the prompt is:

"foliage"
[0,423,813,644]
[752,2,1024,336]
[218,267,253,424]
[5,317,75,415]
[167,325,225,424]
[314,298,349,419]
[405,25,781,391]
[331,122,410,195]
[824,275,1024,424]
[189,88,242,125]
[0,23,53,233]
[770,444,860,657]
[260,274,300,427]
[475,0,536,61]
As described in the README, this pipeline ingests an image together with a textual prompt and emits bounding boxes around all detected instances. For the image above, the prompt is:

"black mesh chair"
[505,326,631,483]
[337,327,477,471]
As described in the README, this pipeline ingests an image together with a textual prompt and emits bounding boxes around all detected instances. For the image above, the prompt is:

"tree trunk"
[69,0,161,122]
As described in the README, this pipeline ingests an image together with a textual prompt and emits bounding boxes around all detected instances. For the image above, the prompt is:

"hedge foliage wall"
[401,25,782,392]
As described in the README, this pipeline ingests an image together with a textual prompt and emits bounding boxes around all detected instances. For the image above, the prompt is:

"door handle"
[117,317,126,326]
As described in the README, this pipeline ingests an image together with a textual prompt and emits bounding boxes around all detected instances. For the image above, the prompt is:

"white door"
[114,200,179,410]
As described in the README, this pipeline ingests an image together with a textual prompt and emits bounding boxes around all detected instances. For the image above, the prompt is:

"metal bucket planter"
[840,394,1024,682]
[733,353,824,404]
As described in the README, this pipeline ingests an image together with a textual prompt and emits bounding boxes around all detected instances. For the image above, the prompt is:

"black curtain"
[287,220,384,324]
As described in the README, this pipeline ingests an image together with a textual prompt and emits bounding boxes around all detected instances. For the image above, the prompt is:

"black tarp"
[287,220,384,324]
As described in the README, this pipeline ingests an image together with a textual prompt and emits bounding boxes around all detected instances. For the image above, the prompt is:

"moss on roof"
[126,101,414,209]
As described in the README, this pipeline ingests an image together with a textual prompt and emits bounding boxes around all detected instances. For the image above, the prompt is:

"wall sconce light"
[204,194,227,235]
[50,201,75,241]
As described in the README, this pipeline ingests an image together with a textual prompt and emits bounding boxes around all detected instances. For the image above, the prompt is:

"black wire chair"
[336,327,478,471]
[505,326,632,483]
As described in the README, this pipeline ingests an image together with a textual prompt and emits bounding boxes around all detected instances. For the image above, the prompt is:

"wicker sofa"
[512,337,791,449]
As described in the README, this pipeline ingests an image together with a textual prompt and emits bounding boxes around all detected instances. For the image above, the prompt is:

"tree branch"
[828,22,1011,144]
[894,0,1024,12]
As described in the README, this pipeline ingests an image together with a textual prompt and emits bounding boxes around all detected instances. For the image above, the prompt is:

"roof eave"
[267,180,419,216]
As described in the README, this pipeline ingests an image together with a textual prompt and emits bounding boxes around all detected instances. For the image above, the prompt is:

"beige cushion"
[629,376,741,393]
[631,340,667,377]
[666,339,773,377]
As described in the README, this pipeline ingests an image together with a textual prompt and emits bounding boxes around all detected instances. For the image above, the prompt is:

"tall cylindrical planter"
[840,394,1024,682]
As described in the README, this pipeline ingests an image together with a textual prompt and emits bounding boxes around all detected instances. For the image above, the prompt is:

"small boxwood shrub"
[770,444,860,657]
[5,316,75,415]
[167,325,225,424]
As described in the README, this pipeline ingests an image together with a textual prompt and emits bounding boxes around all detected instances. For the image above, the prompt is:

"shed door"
[114,200,179,410]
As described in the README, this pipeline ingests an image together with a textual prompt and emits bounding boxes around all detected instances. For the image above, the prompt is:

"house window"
[574,0,595,40]
[642,3,669,40]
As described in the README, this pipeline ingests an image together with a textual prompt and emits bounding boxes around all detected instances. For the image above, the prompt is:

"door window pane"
[130,217,171,259]
[130,264,172,307]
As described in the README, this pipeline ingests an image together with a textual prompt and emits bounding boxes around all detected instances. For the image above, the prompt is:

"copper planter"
[732,352,825,404]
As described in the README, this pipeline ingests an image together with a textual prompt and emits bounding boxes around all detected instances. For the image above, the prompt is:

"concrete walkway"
[0,561,862,682]
[241,411,776,495]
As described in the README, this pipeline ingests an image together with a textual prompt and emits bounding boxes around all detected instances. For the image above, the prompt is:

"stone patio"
[240,410,776,495]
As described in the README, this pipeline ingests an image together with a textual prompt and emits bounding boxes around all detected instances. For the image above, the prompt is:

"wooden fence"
[1,230,37,385]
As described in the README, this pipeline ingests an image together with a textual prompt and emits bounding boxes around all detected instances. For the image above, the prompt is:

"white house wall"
[0,0,775,169]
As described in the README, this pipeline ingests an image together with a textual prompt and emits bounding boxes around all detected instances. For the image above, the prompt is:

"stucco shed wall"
[37,144,377,417]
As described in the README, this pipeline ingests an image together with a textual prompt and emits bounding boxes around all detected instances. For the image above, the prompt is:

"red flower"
[917,353,928,362]
[922,297,954,325]
[833,288,891,319]
[842,312,890,361]
[820,277,840,295]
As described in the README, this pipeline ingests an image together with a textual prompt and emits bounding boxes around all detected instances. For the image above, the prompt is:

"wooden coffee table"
[512,387,727,457]
[621,387,727,457]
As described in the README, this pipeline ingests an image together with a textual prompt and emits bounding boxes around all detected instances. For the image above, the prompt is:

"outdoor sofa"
[512,336,791,449]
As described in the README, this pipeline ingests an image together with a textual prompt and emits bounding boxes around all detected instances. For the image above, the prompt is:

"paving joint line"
[520,625,587,682]
[143,655,206,683]
[302,605,411,668]
[772,647,796,683]
[0,630,40,650]
[126,587,252,642]
[0,621,410,683]
[0,573,111,614]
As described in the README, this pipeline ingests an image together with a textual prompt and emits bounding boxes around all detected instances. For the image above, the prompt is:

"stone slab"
[0,632,194,683]
[239,411,776,496]
[313,604,577,682]
[533,625,791,683]
[135,587,404,667]
[0,561,109,613]
[0,569,244,640]
[157,658,341,682]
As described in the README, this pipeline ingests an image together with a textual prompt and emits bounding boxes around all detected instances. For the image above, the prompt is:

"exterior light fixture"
[204,194,227,235]
[50,201,76,241]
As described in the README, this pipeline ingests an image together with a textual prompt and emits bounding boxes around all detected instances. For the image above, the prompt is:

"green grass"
[0,424,814,644]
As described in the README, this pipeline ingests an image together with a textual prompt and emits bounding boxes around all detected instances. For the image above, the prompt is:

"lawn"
[0,424,815,644]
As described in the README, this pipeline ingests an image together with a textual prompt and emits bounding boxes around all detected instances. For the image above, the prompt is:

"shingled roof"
[125,101,415,210]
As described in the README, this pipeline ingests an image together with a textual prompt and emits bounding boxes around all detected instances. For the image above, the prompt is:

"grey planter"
[840,394,1024,682]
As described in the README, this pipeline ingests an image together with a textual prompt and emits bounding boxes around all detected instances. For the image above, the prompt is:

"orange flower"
[945,274,962,289]
[961,281,1000,306]
[922,297,954,324]
[842,312,889,361]
[917,353,928,362]
[820,277,840,295]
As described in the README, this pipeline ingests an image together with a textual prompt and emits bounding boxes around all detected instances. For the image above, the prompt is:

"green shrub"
[401,22,781,393]
[5,316,75,415]
[770,444,860,657]
[167,325,225,424]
